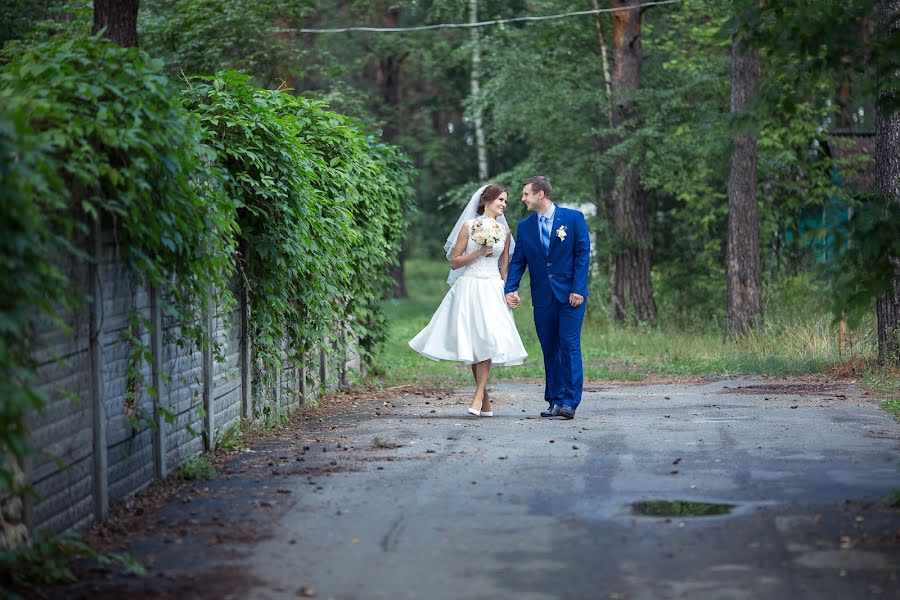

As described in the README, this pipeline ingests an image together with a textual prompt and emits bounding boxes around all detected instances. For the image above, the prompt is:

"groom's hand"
[569,293,584,308]
[505,291,520,309]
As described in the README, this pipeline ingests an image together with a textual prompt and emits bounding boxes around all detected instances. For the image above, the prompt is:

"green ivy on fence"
[0,37,416,491]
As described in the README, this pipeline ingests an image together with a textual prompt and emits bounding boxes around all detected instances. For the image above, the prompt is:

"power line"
[273,0,683,34]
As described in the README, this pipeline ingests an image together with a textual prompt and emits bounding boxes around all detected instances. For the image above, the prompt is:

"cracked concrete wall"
[0,452,29,550]
[22,222,361,537]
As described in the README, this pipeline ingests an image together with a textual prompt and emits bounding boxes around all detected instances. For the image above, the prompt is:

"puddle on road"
[630,500,736,517]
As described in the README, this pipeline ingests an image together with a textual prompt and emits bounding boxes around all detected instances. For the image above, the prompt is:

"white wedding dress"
[409,220,527,366]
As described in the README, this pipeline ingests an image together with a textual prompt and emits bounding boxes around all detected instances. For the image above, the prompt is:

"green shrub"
[0,35,237,489]
[0,531,145,591]
[0,41,415,492]
[182,71,416,374]
[174,455,216,481]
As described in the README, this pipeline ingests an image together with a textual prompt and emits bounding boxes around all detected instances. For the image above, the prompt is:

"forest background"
[3,0,898,400]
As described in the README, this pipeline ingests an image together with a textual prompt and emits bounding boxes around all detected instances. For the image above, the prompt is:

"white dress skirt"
[409,226,527,366]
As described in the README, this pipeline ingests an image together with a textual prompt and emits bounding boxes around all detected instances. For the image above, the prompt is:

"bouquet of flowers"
[471,217,504,247]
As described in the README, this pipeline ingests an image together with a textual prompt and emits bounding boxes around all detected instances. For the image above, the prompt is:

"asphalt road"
[50,377,900,600]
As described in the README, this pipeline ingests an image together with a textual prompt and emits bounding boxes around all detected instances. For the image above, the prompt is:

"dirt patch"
[721,383,856,397]
[18,385,404,599]
[27,565,264,600]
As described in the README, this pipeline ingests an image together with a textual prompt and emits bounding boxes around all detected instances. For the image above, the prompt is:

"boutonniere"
[556,225,568,241]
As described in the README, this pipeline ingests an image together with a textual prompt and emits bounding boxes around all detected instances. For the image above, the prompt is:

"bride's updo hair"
[476,184,508,215]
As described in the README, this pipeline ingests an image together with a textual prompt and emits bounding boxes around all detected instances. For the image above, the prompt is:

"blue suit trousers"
[534,298,586,409]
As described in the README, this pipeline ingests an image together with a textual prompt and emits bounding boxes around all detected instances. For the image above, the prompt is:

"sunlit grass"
[863,366,900,421]
[370,259,879,386]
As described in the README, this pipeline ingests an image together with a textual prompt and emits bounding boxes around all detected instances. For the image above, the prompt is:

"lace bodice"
[462,218,507,279]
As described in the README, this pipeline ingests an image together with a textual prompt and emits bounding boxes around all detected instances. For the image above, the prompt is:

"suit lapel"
[548,209,563,255]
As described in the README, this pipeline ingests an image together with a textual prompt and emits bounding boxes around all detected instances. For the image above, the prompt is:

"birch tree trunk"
[725,33,762,337]
[610,0,656,323]
[875,0,900,364]
[591,0,614,128]
[470,0,489,181]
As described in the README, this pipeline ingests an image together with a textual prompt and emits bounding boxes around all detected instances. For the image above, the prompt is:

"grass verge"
[372,259,880,386]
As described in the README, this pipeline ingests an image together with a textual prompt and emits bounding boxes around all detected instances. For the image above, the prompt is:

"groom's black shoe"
[540,404,562,418]
[558,406,576,420]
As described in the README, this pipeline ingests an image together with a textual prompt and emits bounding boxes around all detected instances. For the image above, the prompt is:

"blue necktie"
[540,215,550,254]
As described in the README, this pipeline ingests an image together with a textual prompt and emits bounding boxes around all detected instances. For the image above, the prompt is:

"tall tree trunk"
[834,75,853,129]
[375,6,408,298]
[375,7,403,144]
[93,0,139,47]
[470,0,489,181]
[875,0,900,364]
[725,34,762,337]
[610,0,656,323]
[591,0,614,129]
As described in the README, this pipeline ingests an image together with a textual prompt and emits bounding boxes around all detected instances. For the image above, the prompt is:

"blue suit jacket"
[504,206,590,307]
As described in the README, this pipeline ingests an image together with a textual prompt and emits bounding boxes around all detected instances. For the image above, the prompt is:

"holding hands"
[506,291,582,309]
[505,291,520,310]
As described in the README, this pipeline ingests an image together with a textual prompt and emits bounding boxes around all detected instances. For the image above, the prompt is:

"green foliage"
[882,489,900,508]
[881,399,900,422]
[825,193,900,326]
[174,455,217,481]
[0,37,239,484]
[139,0,311,85]
[0,0,57,47]
[215,420,246,452]
[372,435,401,448]
[182,70,414,373]
[462,0,881,322]
[258,1,480,258]
[475,0,604,206]
[731,0,893,115]
[0,107,71,490]
[282,95,415,354]
[183,70,349,370]
[0,35,239,343]
[0,0,91,64]
[0,36,414,491]
[376,259,875,386]
[0,531,145,591]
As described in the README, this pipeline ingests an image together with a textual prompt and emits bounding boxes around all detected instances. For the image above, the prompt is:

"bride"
[408,184,527,417]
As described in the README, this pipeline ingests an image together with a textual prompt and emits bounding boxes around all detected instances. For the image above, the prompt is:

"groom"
[505,176,590,420]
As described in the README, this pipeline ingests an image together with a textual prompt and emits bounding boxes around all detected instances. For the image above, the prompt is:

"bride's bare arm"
[499,230,511,280]
[450,222,491,270]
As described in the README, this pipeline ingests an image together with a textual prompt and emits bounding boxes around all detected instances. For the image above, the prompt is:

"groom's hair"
[477,184,508,215]
[523,175,552,198]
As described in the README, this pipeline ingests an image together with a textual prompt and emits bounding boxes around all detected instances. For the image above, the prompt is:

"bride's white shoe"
[480,391,493,417]
[467,407,481,417]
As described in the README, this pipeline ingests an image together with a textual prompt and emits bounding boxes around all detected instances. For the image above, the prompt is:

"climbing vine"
[0,39,416,486]
[270,94,415,357]
[183,71,415,374]
[0,35,236,487]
